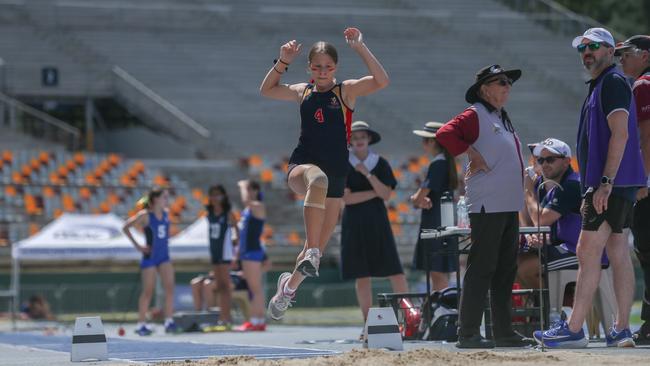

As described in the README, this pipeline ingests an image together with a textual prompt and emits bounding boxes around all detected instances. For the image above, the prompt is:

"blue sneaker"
[135,324,153,336]
[606,327,635,348]
[165,321,182,334]
[533,321,588,348]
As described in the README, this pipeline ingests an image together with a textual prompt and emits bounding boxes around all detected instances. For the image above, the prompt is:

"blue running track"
[0,332,338,363]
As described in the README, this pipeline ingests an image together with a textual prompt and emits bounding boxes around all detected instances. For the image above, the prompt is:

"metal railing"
[0,92,81,150]
[112,66,211,141]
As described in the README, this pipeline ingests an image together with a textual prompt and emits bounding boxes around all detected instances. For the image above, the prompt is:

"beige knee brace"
[302,165,328,209]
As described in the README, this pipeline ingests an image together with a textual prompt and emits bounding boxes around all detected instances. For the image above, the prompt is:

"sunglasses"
[618,48,644,59]
[485,77,513,86]
[536,156,564,165]
[577,42,602,53]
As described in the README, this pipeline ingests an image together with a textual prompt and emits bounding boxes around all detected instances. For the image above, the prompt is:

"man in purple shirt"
[535,28,646,349]
[518,139,582,288]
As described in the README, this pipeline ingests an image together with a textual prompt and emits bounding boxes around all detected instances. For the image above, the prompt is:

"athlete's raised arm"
[341,28,389,104]
[260,40,307,102]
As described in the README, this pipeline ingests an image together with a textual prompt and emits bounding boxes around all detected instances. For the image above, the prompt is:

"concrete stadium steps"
[0,26,107,96]
[0,0,589,157]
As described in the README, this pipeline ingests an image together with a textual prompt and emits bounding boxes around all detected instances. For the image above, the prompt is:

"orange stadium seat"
[408,161,420,174]
[49,172,61,185]
[39,151,50,165]
[133,161,145,174]
[120,175,135,187]
[5,185,17,197]
[57,165,69,178]
[249,155,263,168]
[108,193,120,205]
[24,194,42,215]
[397,202,410,214]
[287,231,301,246]
[21,165,32,178]
[12,171,24,184]
[29,223,40,236]
[108,153,122,167]
[53,209,63,218]
[99,201,110,213]
[418,155,429,167]
[2,150,13,164]
[66,159,77,171]
[79,187,92,200]
[86,173,99,186]
[153,175,168,187]
[73,152,85,165]
[570,157,579,172]
[388,208,399,223]
[30,158,41,171]
[42,186,55,198]
[62,195,76,212]
[260,169,274,183]
[261,226,275,246]
[192,189,203,201]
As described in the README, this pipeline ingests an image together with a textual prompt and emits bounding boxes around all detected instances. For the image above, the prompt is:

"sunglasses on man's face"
[536,156,564,165]
[577,42,602,53]
[485,77,513,87]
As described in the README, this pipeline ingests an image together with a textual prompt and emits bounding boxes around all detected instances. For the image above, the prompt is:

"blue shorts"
[240,249,267,262]
[140,255,171,269]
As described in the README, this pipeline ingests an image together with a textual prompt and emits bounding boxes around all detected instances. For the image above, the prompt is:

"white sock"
[283,282,296,295]
[164,318,173,326]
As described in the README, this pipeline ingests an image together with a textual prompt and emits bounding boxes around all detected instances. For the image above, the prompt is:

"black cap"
[615,35,650,56]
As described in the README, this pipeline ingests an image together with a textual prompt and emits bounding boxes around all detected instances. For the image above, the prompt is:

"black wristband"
[273,59,289,72]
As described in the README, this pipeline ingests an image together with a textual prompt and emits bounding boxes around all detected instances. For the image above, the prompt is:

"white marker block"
[70,316,107,362]
[363,307,403,351]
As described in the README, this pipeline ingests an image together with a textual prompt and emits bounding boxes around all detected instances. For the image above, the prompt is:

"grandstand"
[0,0,606,263]
[0,0,590,158]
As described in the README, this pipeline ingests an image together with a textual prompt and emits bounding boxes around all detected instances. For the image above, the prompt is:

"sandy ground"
[156,348,650,366]
[2,319,649,366]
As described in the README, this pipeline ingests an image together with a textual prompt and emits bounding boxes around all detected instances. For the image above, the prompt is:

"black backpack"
[418,287,459,341]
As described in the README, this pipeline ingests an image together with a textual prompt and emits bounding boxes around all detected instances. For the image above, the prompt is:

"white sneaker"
[296,248,320,277]
[267,272,295,320]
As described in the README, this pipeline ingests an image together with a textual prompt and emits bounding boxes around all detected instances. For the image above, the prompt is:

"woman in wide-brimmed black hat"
[340,121,408,326]
[435,64,534,349]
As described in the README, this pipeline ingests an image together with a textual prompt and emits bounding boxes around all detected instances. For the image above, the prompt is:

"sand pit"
[156,348,648,366]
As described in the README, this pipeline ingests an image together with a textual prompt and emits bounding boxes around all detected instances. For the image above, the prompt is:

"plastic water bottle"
[456,195,469,228]
[440,191,454,228]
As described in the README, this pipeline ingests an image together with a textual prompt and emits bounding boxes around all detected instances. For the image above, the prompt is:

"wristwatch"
[600,176,613,185]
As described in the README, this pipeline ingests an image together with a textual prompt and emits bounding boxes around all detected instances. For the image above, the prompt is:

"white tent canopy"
[168,216,210,260]
[13,213,143,261]
[13,213,212,261]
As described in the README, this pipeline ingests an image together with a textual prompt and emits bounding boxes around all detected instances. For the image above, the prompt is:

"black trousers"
[458,210,519,338]
[632,195,650,322]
